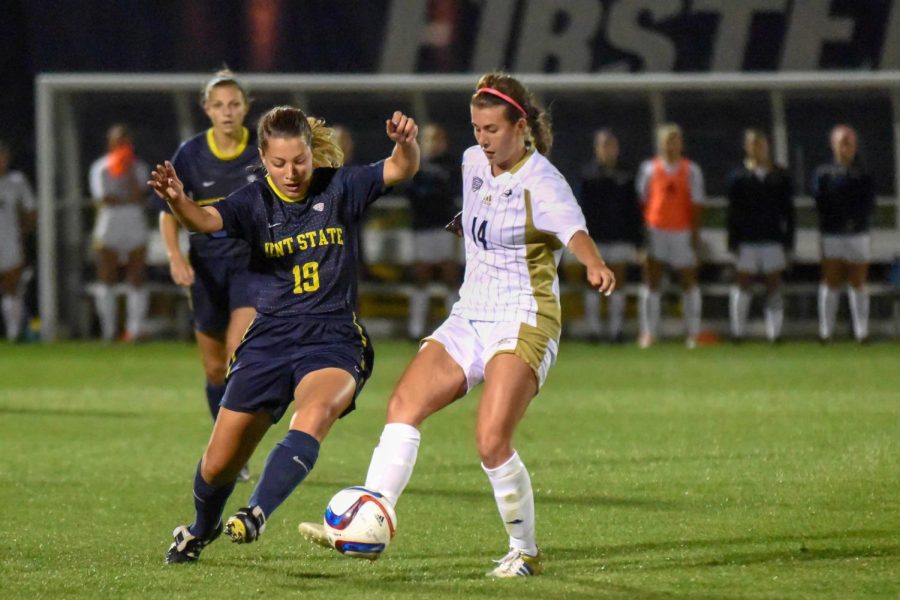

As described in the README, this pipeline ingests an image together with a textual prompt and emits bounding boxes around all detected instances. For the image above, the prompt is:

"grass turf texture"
[0,340,897,599]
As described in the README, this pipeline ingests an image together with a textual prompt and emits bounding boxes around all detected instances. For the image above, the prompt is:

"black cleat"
[225,506,267,544]
[165,522,223,564]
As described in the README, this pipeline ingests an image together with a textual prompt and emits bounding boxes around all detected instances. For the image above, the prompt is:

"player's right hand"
[168,253,195,286]
[148,161,187,203]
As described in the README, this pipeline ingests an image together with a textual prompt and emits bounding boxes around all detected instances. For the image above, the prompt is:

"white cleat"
[237,464,251,482]
[486,548,544,578]
[298,521,333,549]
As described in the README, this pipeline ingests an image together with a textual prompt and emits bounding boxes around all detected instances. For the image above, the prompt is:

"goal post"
[35,71,900,340]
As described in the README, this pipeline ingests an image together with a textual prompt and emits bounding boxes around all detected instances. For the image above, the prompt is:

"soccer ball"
[324,486,397,560]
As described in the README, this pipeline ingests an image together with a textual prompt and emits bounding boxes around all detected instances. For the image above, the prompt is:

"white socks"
[1,295,23,341]
[408,289,429,340]
[94,284,117,341]
[483,451,537,556]
[125,285,148,339]
[364,423,421,507]
[818,283,839,340]
[683,286,702,339]
[583,290,601,336]
[639,286,661,339]
[847,286,869,341]
[729,285,751,338]
[764,291,784,341]
[608,291,626,340]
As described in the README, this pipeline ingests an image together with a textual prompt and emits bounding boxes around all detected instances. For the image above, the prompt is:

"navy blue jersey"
[215,162,386,317]
[167,127,260,257]
[811,162,876,235]
[406,152,460,230]
[576,162,644,246]
[726,164,795,250]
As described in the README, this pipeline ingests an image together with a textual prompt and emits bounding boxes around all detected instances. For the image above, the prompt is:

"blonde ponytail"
[307,117,345,168]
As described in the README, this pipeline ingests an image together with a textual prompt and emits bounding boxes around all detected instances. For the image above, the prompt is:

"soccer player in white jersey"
[0,141,36,341]
[89,124,150,342]
[300,72,615,577]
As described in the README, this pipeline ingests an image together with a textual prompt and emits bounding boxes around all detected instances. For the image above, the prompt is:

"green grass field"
[0,340,897,599]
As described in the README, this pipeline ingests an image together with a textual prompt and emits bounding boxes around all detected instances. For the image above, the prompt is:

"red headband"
[475,87,527,118]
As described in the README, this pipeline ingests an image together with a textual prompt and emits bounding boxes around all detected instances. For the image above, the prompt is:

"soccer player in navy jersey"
[159,71,261,481]
[812,125,876,343]
[150,105,420,564]
[726,129,794,343]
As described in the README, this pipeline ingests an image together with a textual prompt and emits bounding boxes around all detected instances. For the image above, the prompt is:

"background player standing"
[812,125,876,343]
[89,124,150,342]
[0,141,36,342]
[159,71,261,474]
[726,129,794,342]
[636,123,705,348]
[577,129,643,342]
[405,123,461,340]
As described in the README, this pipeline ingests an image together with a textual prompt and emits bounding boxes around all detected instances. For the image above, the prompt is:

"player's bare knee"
[476,430,511,467]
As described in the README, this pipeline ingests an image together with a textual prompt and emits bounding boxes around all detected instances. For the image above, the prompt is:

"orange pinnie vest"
[644,158,695,231]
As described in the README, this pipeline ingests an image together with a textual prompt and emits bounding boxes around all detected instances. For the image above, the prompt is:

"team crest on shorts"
[471,176,483,192]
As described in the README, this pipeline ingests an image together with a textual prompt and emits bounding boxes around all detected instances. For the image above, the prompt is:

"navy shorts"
[189,250,259,333]
[221,313,374,423]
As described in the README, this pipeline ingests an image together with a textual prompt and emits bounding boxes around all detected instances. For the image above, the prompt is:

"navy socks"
[188,462,235,539]
[249,429,320,518]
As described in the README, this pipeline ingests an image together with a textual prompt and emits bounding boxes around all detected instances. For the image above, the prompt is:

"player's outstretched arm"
[383,111,420,187]
[148,161,223,234]
[568,230,616,296]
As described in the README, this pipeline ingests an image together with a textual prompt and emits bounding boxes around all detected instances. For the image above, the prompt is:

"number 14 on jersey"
[471,217,489,250]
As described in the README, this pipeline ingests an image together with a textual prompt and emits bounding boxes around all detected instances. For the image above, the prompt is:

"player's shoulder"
[174,131,208,160]
[6,170,29,186]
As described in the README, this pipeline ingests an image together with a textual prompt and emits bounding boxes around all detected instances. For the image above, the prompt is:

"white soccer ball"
[324,486,397,559]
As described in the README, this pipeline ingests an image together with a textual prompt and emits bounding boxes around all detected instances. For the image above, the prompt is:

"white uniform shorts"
[92,206,148,260]
[412,228,458,264]
[821,233,871,263]
[646,227,697,269]
[0,240,24,273]
[597,242,637,265]
[425,313,558,392]
[735,242,786,274]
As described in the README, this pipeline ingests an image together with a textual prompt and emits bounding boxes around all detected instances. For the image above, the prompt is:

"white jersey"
[89,154,149,253]
[0,170,36,247]
[452,146,587,337]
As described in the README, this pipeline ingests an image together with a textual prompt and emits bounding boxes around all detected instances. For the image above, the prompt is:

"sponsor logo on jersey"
[247,174,258,183]
[502,188,513,197]
[313,202,325,212]
[202,180,215,187]
[482,194,492,206]
[472,176,483,192]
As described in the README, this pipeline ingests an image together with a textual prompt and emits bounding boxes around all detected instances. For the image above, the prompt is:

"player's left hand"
[386,111,418,144]
[587,261,616,296]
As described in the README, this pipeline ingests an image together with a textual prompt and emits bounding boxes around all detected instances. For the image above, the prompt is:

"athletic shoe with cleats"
[298,521,332,548]
[165,522,223,564]
[237,464,251,482]
[225,506,266,544]
[486,547,543,578]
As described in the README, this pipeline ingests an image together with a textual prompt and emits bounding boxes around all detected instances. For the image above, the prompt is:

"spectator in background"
[89,124,150,342]
[405,123,461,340]
[726,129,795,343]
[812,125,876,343]
[577,129,643,343]
[0,141,36,342]
[636,124,705,348]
